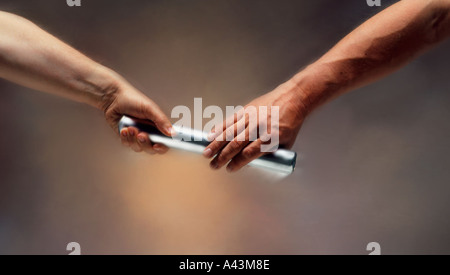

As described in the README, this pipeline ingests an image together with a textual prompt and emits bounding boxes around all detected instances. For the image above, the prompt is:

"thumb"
[144,103,174,137]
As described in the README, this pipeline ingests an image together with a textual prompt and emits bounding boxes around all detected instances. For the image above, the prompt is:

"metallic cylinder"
[118,116,297,174]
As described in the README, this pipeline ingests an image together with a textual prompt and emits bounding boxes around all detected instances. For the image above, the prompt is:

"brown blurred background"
[0,0,449,255]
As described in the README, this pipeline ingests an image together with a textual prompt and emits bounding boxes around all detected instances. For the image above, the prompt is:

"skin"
[204,0,450,172]
[1,1,449,171]
[0,11,173,155]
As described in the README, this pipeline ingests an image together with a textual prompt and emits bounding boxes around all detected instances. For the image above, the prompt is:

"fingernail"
[203,148,213,158]
[129,130,135,137]
[207,133,215,142]
[138,136,145,143]
[210,162,218,170]
[167,127,176,136]
[122,130,128,137]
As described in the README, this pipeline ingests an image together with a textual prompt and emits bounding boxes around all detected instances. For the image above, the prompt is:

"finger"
[143,103,174,137]
[208,108,245,141]
[127,127,143,153]
[203,117,247,159]
[120,128,131,147]
[209,130,251,170]
[136,133,156,155]
[153,143,170,155]
[226,140,266,173]
[204,126,234,158]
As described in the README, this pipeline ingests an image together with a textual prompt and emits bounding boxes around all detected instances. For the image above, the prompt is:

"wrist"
[287,62,347,115]
[83,65,123,112]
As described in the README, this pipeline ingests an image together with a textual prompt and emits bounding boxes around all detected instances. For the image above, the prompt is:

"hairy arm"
[205,0,450,172]
[296,0,450,113]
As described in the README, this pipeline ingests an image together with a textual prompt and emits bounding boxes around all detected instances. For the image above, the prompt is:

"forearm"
[290,0,450,114]
[0,11,119,111]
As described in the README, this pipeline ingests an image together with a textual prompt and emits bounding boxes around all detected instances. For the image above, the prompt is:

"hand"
[203,81,308,172]
[102,80,173,155]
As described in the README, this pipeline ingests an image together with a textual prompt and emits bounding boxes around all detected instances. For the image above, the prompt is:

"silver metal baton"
[119,116,297,174]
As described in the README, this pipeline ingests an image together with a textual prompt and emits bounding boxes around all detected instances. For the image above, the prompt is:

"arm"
[0,11,173,154]
[204,0,450,172]
[296,0,450,112]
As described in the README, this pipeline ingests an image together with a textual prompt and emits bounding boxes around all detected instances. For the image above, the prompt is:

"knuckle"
[229,140,242,150]
[212,141,225,152]
[243,146,259,159]
[225,128,235,140]
[208,144,217,153]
